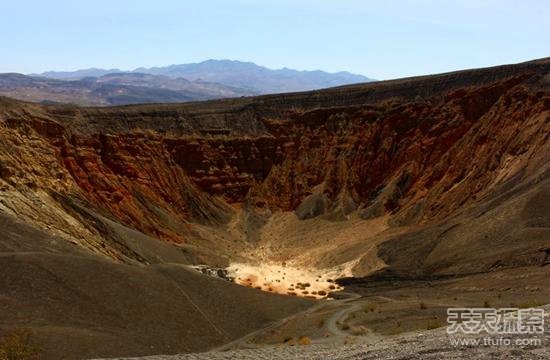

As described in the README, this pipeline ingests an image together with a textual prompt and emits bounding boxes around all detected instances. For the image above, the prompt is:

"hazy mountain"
[0,72,255,106]
[38,67,124,80]
[38,60,374,94]
[8,60,373,105]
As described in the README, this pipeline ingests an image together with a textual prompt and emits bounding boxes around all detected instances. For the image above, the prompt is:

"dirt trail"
[90,305,550,359]
[212,291,379,351]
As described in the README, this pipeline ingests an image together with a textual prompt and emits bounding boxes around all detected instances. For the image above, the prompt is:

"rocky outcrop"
[0,58,548,264]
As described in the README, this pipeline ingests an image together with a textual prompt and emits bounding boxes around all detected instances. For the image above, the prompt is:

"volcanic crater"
[0,58,549,359]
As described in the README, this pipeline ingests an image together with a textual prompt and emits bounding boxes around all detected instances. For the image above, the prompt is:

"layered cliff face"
[1,59,549,359]
[254,74,549,222]
[0,58,548,273]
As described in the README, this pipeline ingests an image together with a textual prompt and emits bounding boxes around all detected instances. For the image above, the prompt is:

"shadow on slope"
[0,213,313,360]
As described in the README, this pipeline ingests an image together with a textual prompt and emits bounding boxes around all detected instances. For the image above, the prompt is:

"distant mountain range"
[0,60,373,106]
[0,72,254,106]
[129,60,373,93]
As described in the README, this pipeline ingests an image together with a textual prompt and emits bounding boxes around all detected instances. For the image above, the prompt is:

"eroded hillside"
[1,58,548,271]
[1,58,549,359]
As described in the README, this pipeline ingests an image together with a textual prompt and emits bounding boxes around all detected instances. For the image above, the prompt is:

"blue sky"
[1,0,548,79]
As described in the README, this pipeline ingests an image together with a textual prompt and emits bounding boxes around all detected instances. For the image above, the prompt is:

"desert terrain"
[0,58,549,359]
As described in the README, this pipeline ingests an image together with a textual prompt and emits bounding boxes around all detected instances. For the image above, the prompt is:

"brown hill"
[0,212,313,359]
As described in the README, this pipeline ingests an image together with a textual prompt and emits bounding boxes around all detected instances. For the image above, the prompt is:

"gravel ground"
[94,326,549,359]
[93,305,549,359]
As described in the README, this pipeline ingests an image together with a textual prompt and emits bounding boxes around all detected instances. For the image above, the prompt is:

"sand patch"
[227,261,356,299]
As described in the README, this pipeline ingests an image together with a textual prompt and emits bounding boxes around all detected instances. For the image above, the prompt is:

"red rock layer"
[0,60,548,246]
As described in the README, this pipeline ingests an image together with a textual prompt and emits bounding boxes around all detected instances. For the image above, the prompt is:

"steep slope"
[1,58,549,264]
[0,212,312,360]
[0,58,549,358]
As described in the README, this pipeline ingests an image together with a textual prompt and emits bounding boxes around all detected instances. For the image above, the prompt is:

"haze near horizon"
[1,0,548,80]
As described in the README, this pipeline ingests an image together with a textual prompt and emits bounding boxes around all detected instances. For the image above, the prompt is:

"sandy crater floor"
[226,262,357,299]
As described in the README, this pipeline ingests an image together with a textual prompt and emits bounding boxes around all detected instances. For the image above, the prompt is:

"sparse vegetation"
[419,302,427,310]
[318,319,325,328]
[350,325,368,336]
[518,300,544,309]
[1,40,548,360]
[283,336,294,345]
[0,329,40,360]
[426,320,442,330]
[362,304,376,313]
[283,335,311,346]
[388,327,403,335]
